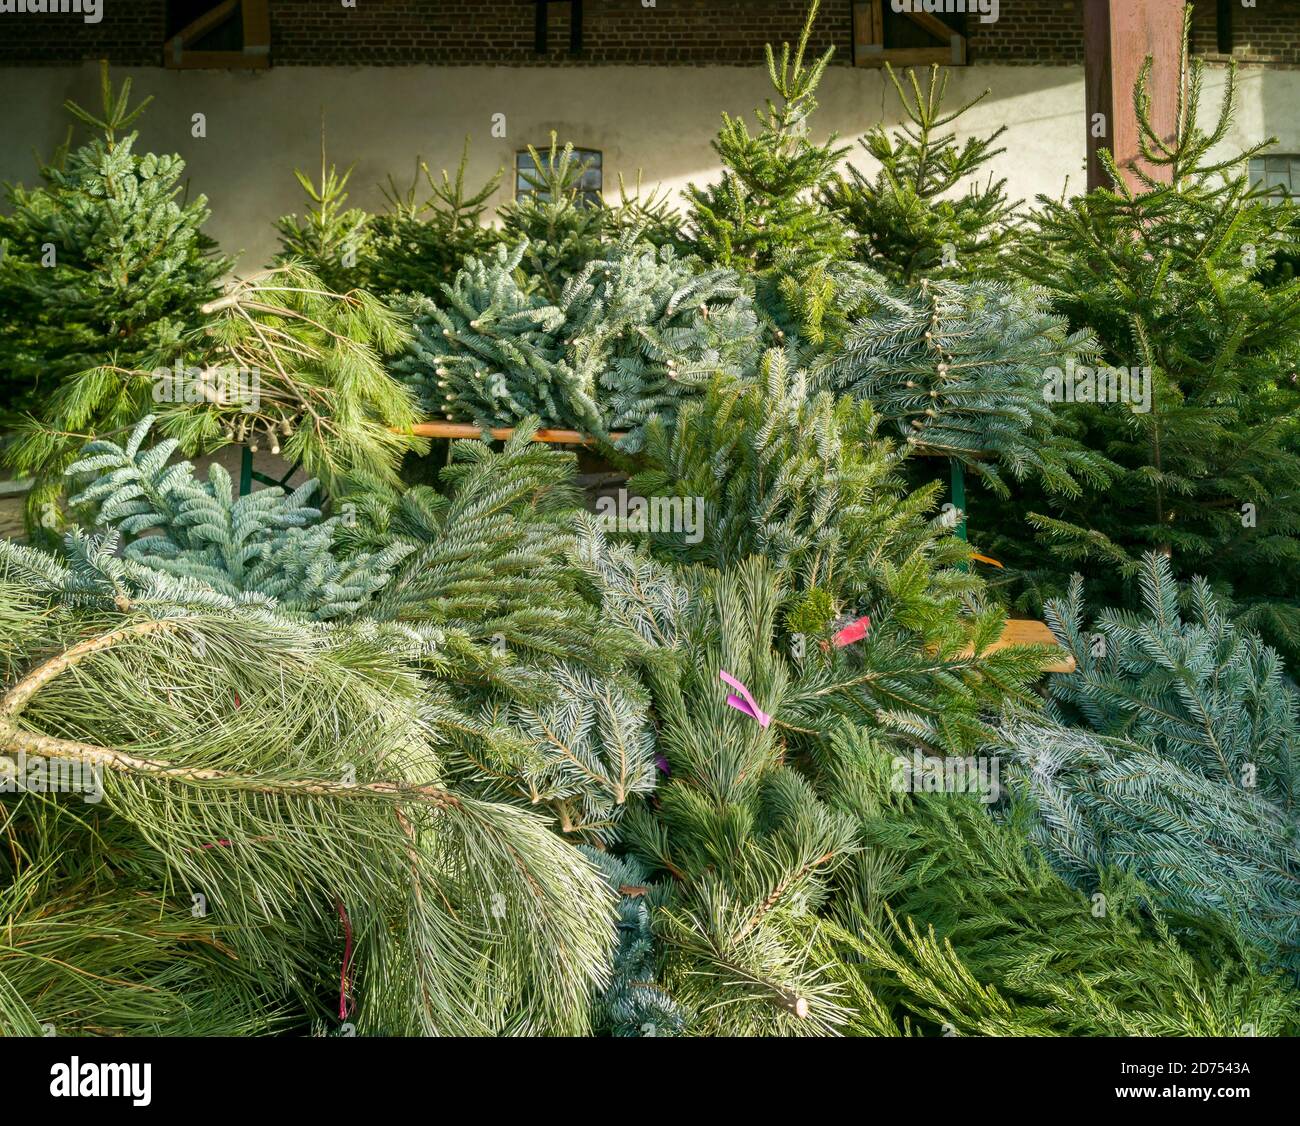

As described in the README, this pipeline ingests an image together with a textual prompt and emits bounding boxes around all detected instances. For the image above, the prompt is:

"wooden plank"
[959,619,1077,674]
[903,8,961,44]
[169,0,239,49]
[165,50,269,70]
[243,0,271,50]
[910,445,988,461]
[855,47,953,68]
[853,1,881,64]
[408,421,623,445]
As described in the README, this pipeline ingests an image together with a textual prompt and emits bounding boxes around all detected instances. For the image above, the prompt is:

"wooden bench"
[409,422,618,445]
[962,618,1076,674]
[406,423,1076,674]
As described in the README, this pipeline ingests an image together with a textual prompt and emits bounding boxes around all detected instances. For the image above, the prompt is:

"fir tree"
[615,558,861,1035]
[816,276,1117,497]
[66,416,412,620]
[61,419,660,845]
[1005,15,1300,661]
[392,241,589,434]
[824,64,1018,283]
[606,171,688,253]
[345,424,661,841]
[627,355,1053,753]
[685,0,849,274]
[998,552,1300,973]
[393,235,759,450]
[810,725,1300,1036]
[368,138,502,297]
[580,849,685,1037]
[273,126,375,295]
[498,134,610,302]
[0,64,227,536]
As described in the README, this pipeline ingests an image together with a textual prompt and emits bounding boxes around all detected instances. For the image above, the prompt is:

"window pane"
[516,147,602,204]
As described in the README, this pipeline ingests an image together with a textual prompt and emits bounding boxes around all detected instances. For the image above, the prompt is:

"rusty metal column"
[1084,0,1186,190]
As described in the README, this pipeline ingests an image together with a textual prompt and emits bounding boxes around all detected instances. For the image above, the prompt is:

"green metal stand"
[238,446,302,497]
[950,457,969,572]
[950,457,967,542]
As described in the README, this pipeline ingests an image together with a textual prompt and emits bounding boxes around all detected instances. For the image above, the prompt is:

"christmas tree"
[824,64,1019,284]
[273,125,375,295]
[811,725,1299,1036]
[999,552,1300,974]
[498,134,610,302]
[1004,16,1300,661]
[685,0,849,275]
[66,416,412,620]
[816,276,1118,497]
[0,64,227,536]
[393,234,759,449]
[368,138,502,298]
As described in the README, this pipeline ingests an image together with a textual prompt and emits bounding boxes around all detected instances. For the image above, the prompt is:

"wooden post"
[1083,0,1185,191]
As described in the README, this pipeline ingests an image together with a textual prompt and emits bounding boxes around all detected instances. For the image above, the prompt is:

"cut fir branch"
[0,538,616,1036]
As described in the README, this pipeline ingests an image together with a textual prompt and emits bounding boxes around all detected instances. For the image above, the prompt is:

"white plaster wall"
[1,62,1297,269]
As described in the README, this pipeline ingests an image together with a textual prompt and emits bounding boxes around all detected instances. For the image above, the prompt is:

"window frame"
[853,0,969,68]
[164,0,270,70]
[514,146,604,207]
[1248,155,1300,200]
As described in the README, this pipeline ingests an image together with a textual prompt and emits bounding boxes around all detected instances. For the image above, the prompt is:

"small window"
[515,148,602,208]
[1249,155,1300,199]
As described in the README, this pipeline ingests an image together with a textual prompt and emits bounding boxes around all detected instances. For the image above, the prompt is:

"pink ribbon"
[719,670,771,728]
[833,615,871,649]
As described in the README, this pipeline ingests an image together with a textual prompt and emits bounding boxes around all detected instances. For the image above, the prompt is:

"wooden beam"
[570,0,583,55]
[168,0,239,49]
[534,0,548,53]
[855,47,954,68]
[408,421,621,445]
[1083,0,1184,191]
[243,0,270,52]
[903,8,961,44]
[165,50,269,70]
[957,619,1077,674]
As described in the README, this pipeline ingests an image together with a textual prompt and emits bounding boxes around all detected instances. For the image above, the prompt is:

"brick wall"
[0,1,1297,68]
[0,2,164,66]
[270,0,851,66]
[967,0,1084,64]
